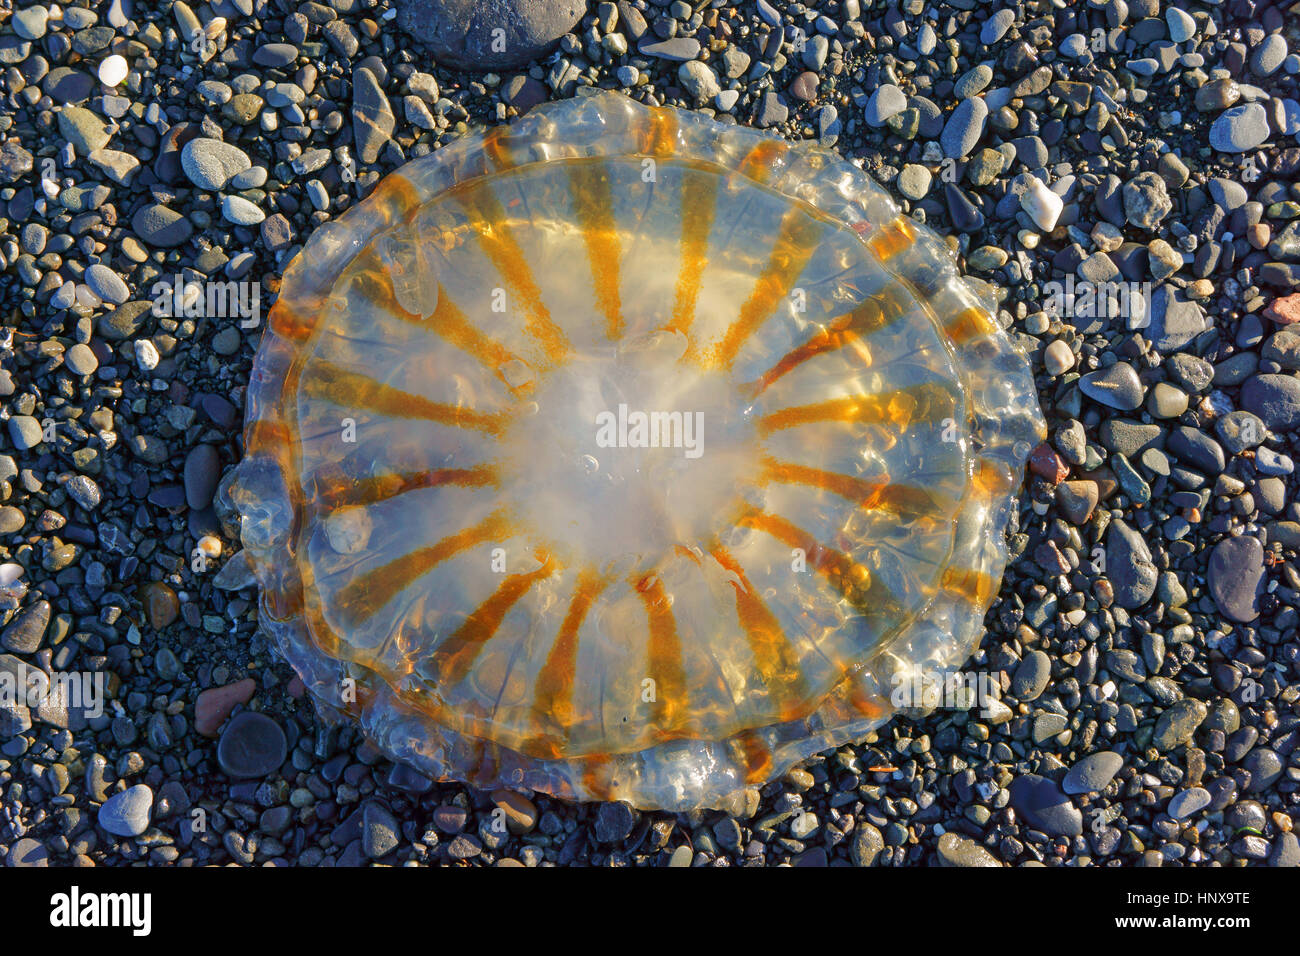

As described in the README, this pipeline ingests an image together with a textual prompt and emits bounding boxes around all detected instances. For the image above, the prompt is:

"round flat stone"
[98,784,154,837]
[1063,751,1124,794]
[180,137,251,190]
[1209,103,1270,153]
[1240,374,1300,430]
[1208,535,1265,622]
[937,832,1002,867]
[64,342,100,376]
[132,204,193,247]
[1009,774,1083,836]
[6,837,49,866]
[1168,787,1212,820]
[1080,363,1144,410]
[217,711,288,777]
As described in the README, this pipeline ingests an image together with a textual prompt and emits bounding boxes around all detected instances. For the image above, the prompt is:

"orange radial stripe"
[456,187,571,363]
[942,566,997,605]
[580,755,613,801]
[737,510,901,613]
[299,360,510,435]
[311,464,498,515]
[348,250,424,322]
[758,381,958,435]
[738,139,789,184]
[635,573,690,737]
[432,551,558,687]
[943,305,997,345]
[846,677,886,718]
[425,283,523,374]
[482,125,514,170]
[744,293,911,396]
[532,568,610,732]
[668,166,717,337]
[867,216,916,262]
[711,209,825,369]
[335,510,512,626]
[367,171,422,225]
[973,457,1016,495]
[710,545,810,721]
[567,161,624,340]
[639,107,677,157]
[759,458,949,518]
[734,730,774,784]
[268,300,318,342]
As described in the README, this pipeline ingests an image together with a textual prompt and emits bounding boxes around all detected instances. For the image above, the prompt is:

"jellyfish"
[219,91,1045,811]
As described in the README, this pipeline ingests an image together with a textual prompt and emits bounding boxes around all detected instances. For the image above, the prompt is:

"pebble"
[181,137,251,191]
[1209,103,1270,153]
[1251,35,1287,77]
[1153,699,1207,752]
[1011,650,1051,700]
[897,164,931,200]
[184,444,221,509]
[941,96,988,159]
[1107,519,1158,608]
[394,0,582,69]
[194,677,255,736]
[217,711,288,778]
[57,105,110,154]
[1043,340,1074,375]
[1123,171,1172,230]
[84,263,129,304]
[98,784,153,838]
[132,204,193,247]
[7,416,43,451]
[223,194,266,226]
[593,802,637,843]
[1165,8,1196,44]
[1,600,50,654]
[936,832,1002,867]
[677,61,720,105]
[1009,775,1083,836]
[1240,374,1300,430]
[865,84,907,127]
[1208,536,1265,623]
[1021,176,1063,232]
[1168,788,1212,820]
[1079,363,1145,410]
[1063,751,1124,794]
[63,342,100,376]
[981,9,1015,45]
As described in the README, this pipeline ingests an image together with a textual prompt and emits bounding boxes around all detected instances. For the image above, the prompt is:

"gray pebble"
[98,784,154,837]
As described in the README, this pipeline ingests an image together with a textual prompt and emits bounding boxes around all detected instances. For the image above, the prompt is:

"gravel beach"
[1,0,1298,868]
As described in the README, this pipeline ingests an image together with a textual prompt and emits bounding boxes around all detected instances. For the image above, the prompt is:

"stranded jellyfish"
[220,91,1045,811]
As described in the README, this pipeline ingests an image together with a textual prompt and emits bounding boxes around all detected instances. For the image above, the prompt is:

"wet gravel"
[0,0,1298,867]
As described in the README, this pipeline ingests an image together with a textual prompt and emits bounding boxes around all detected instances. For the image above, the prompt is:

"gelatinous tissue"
[219,91,1045,810]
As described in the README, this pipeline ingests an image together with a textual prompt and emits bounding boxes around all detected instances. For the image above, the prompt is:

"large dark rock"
[395,0,587,71]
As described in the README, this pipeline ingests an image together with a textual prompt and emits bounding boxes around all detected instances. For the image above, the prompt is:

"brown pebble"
[491,789,539,834]
[790,71,819,102]
[195,677,256,737]
[139,581,180,629]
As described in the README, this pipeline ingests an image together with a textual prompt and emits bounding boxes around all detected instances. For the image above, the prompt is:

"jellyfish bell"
[219,92,1045,811]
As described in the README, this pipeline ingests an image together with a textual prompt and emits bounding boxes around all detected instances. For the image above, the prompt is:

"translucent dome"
[221,91,1045,810]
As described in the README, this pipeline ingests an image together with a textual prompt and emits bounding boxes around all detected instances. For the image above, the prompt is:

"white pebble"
[197,535,223,559]
[1020,176,1064,232]
[98,54,129,87]
[1044,339,1074,376]
[134,338,160,371]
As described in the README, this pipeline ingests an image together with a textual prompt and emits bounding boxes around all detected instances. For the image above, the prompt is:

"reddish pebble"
[1264,293,1300,326]
[287,675,306,699]
[195,677,256,737]
[1029,443,1069,483]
